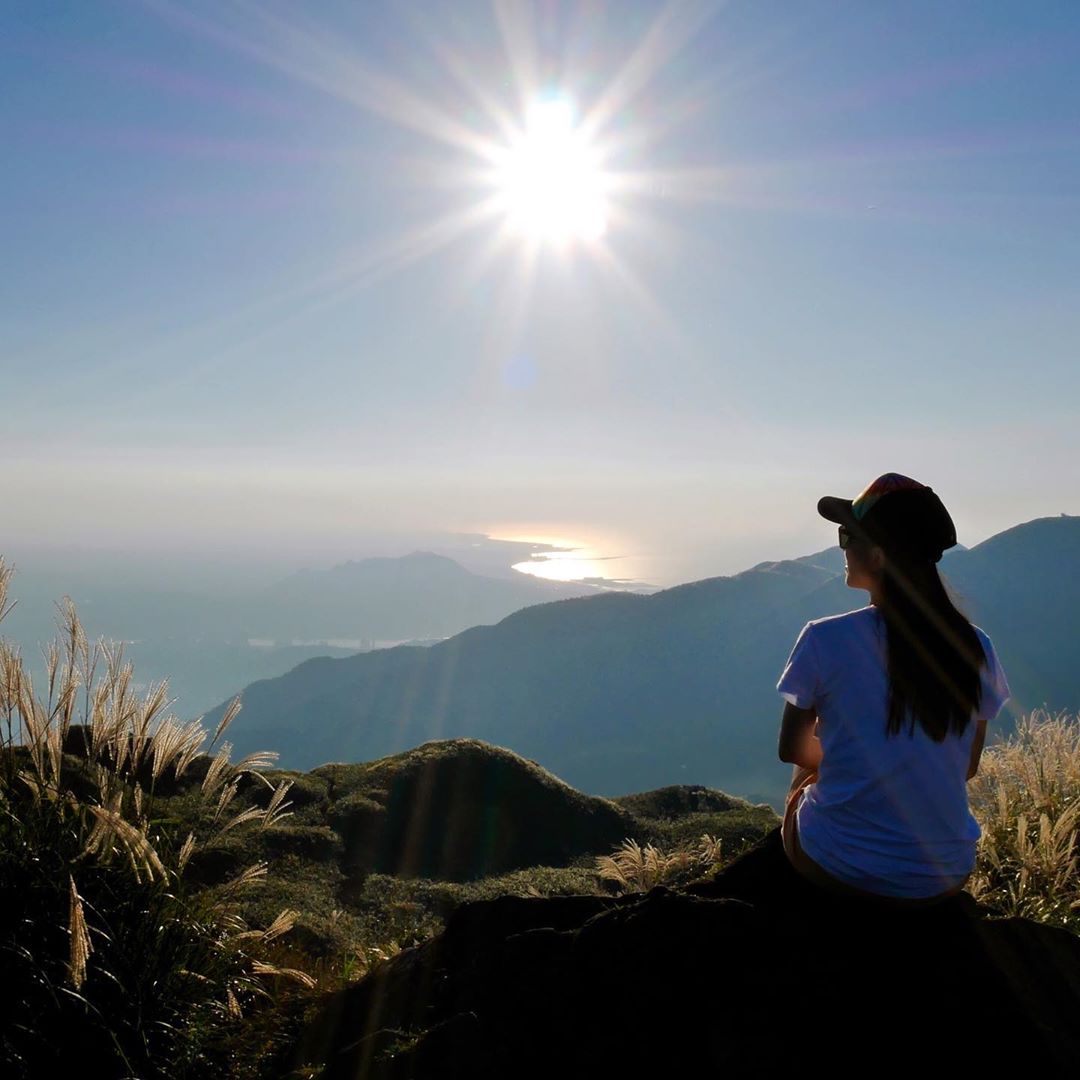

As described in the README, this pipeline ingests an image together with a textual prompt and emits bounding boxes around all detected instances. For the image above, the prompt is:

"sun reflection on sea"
[489,529,652,589]
[512,547,609,583]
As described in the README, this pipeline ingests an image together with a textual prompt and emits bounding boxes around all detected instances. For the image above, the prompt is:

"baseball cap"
[817,473,958,563]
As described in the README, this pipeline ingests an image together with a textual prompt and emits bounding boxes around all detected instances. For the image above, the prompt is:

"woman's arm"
[778,701,824,771]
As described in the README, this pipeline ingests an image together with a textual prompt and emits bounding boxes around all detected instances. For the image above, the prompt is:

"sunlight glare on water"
[489,529,653,588]
[512,547,608,582]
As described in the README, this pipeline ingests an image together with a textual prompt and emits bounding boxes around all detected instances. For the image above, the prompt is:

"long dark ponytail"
[878,555,986,741]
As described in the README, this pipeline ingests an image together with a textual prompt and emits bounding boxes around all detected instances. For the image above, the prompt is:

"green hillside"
[169,738,777,961]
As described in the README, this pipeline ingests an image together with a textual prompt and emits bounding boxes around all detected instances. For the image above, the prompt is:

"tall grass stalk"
[597,834,723,894]
[968,708,1080,930]
[0,558,314,1079]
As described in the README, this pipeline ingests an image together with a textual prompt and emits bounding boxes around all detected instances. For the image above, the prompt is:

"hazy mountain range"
[4,551,604,716]
[208,515,1080,806]
[243,552,604,642]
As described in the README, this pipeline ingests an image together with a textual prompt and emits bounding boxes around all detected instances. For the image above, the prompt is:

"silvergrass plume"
[965,709,1080,928]
[210,696,242,752]
[0,562,314,1027]
[67,875,93,989]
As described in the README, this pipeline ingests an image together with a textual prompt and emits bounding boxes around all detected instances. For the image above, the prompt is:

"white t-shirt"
[776,605,1011,899]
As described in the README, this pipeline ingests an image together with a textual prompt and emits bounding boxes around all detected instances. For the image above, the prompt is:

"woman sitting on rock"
[776,473,1011,907]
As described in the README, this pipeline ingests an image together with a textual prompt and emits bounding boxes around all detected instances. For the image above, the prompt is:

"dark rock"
[301,827,1080,1078]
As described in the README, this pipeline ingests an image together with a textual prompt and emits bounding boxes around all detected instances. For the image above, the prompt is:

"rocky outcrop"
[301,827,1080,1077]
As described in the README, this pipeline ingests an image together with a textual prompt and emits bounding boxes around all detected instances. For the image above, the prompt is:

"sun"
[491,97,610,246]
[160,3,723,304]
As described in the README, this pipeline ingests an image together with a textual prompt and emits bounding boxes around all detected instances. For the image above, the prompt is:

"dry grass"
[596,833,723,894]
[0,563,303,977]
[968,708,1080,930]
[0,558,318,1077]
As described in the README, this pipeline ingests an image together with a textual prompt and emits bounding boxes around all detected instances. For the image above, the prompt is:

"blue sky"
[4,1,1079,585]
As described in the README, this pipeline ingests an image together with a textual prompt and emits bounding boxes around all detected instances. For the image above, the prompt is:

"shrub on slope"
[969,708,1080,931]
[0,563,314,1080]
[313,739,638,880]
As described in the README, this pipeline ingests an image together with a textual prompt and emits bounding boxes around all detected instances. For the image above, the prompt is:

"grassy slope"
[157,738,778,967]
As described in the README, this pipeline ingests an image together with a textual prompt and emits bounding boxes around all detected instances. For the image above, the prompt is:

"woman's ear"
[869,544,886,573]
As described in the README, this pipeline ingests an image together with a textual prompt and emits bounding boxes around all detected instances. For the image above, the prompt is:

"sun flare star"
[490,97,610,246]
[151,1,726,343]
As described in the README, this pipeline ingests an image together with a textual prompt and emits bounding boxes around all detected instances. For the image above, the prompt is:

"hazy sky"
[4,1,1079,587]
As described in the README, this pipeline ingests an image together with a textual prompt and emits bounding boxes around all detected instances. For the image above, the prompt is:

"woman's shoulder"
[800,607,882,659]
[969,623,1006,673]
[806,605,879,633]
[966,622,1002,664]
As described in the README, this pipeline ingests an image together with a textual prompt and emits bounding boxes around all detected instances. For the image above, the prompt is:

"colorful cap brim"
[817,496,856,526]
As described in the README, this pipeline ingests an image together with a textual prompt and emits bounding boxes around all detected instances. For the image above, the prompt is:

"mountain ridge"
[208,515,1080,804]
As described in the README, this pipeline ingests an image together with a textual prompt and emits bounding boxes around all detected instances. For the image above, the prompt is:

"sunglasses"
[838,526,855,550]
